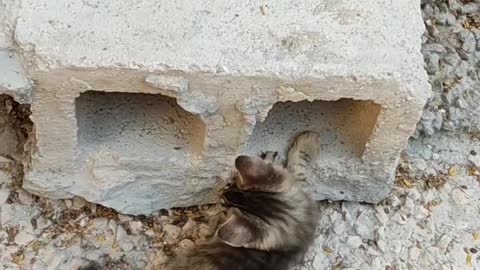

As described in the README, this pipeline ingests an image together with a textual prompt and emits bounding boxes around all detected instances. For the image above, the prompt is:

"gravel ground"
[1,0,480,269]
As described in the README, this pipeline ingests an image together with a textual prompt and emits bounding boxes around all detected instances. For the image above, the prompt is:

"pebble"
[346,236,363,248]
[377,239,387,253]
[436,234,452,252]
[72,196,87,210]
[164,224,181,244]
[445,13,456,26]
[450,188,466,205]
[17,189,34,205]
[116,225,134,252]
[178,239,195,250]
[118,213,133,222]
[467,154,480,167]
[64,199,73,209]
[409,246,420,261]
[14,231,35,246]
[0,188,9,205]
[412,158,427,171]
[148,250,169,266]
[0,171,10,185]
[463,3,479,14]
[392,212,407,225]
[129,221,143,234]
[182,218,197,233]
[423,43,446,54]
[415,206,430,220]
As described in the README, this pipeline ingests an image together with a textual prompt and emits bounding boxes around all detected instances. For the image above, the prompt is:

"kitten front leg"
[287,131,320,181]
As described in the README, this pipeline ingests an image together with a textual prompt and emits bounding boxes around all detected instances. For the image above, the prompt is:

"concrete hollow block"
[242,99,384,202]
[4,0,430,214]
[75,91,206,162]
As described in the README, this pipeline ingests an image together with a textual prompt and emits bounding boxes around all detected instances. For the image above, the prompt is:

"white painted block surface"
[0,0,429,214]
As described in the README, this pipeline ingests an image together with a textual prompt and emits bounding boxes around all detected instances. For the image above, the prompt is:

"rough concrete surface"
[0,0,479,269]
[0,0,429,214]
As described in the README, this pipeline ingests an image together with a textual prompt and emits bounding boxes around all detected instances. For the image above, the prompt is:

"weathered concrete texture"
[0,51,31,104]
[3,0,429,214]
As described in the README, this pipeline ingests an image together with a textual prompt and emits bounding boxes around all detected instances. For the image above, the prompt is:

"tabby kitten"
[166,131,320,270]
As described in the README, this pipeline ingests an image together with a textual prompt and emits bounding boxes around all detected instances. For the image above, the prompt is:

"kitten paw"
[288,131,320,162]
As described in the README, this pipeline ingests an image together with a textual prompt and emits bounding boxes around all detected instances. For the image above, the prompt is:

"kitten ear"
[217,210,255,247]
[235,155,276,189]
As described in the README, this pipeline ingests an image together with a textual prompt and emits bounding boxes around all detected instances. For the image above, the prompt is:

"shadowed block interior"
[243,99,382,163]
[75,91,206,160]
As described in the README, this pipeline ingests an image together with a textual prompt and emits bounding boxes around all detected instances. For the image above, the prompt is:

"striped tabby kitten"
[166,131,320,270]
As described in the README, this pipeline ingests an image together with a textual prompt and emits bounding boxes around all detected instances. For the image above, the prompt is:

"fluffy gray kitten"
[79,131,320,270]
[166,131,320,270]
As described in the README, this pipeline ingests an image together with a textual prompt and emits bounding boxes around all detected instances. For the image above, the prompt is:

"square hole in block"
[242,99,382,162]
[75,91,206,160]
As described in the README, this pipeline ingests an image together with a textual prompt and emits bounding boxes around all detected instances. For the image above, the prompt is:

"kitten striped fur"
[165,131,320,270]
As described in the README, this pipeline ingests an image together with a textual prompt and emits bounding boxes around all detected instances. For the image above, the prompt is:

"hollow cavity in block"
[75,91,206,160]
[242,99,381,163]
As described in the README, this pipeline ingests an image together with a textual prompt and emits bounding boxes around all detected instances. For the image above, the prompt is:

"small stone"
[178,239,195,250]
[392,212,407,225]
[346,236,363,248]
[425,53,440,74]
[17,190,34,205]
[402,198,415,214]
[14,231,35,246]
[0,188,9,205]
[423,43,446,54]
[451,189,466,205]
[148,250,169,267]
[375,227,385,241]
[411,159,427,171]
[463,3,479,14]
[72,196,87,210]
[116,225,134,252]
[333,221,346,235]
[377,239,387,253]
[35,216,51,230]
[467,154,480,167]
[415,206,430,220]
[129,221,143,234]
[407,189,421,202]
[182,218,196,233]
[374,208,388,225]
[164,224,181,244]
[390,196,401,208]
[80,218,88,227]
[367,247,381,256]
[118,213,133,223]
[409,247,420,261]
[445,14,456,26]
[436,234,451,250]
[0,170,10,185]
[198,223,214,239]
[91,217,109,231]
[64,199,73,209]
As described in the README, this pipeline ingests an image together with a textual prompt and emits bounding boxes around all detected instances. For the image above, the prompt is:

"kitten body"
[166,131,320,270]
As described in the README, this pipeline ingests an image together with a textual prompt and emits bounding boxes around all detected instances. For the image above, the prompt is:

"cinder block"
[5,0,429,214]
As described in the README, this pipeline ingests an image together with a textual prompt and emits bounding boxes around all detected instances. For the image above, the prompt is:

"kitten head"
[217,155,318,252]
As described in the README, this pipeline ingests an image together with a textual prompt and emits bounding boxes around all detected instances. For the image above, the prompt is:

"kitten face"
[217,154,317,251]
